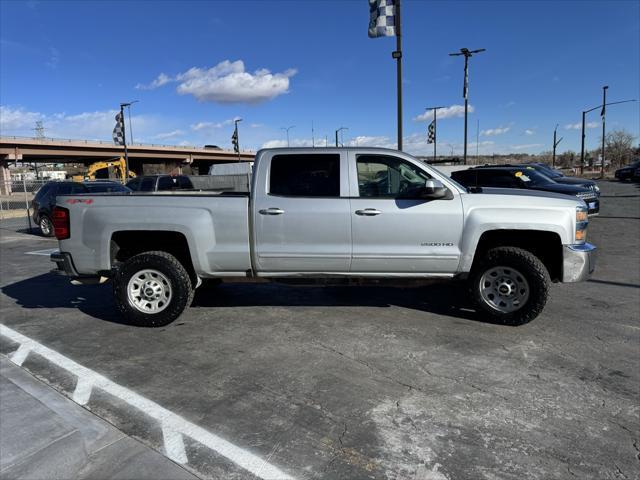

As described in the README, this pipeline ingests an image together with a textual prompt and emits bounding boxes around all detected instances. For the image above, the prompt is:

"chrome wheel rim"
[40,217,51,235]
[127,269,172,314]
[479,266,529,313]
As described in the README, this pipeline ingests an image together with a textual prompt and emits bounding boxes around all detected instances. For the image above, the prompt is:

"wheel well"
[110,231,196,281]
[473,230,563,282]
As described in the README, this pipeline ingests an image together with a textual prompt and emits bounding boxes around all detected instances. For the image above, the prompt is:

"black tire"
[113,251,194,327]
[39,214,54,237]
[469,247,550,326]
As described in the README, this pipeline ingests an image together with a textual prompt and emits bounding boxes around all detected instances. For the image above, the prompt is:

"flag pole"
[120,104,129,182]
[433,107,437,161]
[394,0,402,151]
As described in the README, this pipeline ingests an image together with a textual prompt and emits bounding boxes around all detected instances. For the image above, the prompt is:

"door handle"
[355,208,382,216]
[259,207,285,215]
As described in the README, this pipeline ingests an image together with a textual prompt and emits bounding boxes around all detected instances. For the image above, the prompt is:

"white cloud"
[45,46,60,69]
[137,60,297,104]
[154,129,184,140]
[190,118,240,131]
[413,104,474,122]
[524,129,535,136]
[564,121,598,130]
[346,135,393,147]
[0,106,43,131]
[512,143,543,150]
[481,126,511,136]
[136,73,172,90]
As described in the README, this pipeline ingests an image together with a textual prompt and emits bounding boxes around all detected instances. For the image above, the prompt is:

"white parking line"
[25,248,59,256]
[0,324,295,480]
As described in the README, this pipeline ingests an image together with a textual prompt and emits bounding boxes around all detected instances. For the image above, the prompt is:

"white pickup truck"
[51,148,596,327]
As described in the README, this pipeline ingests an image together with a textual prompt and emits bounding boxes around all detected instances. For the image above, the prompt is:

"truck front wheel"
[113,251,194,327]
[469,247,550,326]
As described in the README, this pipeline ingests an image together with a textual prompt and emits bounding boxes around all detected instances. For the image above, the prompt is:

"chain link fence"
[0,179,47,234]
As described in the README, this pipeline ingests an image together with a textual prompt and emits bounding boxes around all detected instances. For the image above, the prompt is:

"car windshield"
[512,168,556,187]
[533,164,562,178]
[85,183,130,193]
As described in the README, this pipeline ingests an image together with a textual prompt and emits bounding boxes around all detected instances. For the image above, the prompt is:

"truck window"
[270,154,340,197]
[356,155,431,198]
[157,176,176,191]
[477,170,517,188]
[140,177,156,191]
[126,178,141,191]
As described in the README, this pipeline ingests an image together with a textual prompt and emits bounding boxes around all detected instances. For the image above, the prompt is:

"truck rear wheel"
[113,251,194,327]
[469,247,550,326]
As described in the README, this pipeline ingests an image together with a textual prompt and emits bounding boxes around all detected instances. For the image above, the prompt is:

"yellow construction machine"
[72,157,136,182]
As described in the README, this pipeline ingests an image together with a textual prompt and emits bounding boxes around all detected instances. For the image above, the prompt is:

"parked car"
[519,163,600,195]
[126,175,195,192]
[614,160,640,182]
[52,147,595,328]
[32,180,129,236]
[451,166,600,214]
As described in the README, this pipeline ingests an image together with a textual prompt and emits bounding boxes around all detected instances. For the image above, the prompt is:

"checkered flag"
[368,0,396,38]
[112,112,125,146]
[427,120,435,144]
[231,126,239,153]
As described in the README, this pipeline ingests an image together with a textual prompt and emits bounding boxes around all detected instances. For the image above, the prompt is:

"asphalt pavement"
[0,180,638,480]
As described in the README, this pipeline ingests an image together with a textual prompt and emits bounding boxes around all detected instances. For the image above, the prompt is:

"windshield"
[513,168,556,187]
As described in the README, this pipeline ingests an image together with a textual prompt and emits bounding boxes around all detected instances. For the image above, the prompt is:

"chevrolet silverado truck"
[51,148,596,327]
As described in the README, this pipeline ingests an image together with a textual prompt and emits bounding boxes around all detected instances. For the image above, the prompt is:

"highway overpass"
[0,136,255,182]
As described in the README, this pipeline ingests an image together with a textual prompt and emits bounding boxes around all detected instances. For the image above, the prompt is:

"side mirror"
[423,179,448,198]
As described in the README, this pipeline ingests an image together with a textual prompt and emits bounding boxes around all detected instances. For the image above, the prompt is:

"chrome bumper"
[562,243,596,282]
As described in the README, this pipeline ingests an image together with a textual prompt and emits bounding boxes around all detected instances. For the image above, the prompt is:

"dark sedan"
[615,160,640,181]
[522,163,600,196]
[32,180,130,236]
[451,166,600,214]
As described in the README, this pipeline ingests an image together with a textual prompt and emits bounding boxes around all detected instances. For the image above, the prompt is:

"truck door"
[252,152,352,273]
[348,152,464,274]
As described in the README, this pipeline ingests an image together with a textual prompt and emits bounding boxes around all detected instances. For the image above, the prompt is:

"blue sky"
[1,0,638,156]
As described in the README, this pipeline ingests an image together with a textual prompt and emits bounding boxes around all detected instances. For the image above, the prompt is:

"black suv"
[615,160,640,181]
[519,163,600,196]
[451,166,600,214]
[126,175,195,192]
[32,180,130,236]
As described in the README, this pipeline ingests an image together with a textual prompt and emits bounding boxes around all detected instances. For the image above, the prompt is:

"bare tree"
[604,129,636,168]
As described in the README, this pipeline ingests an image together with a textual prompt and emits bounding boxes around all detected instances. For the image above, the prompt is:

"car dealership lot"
[0,180,638,480]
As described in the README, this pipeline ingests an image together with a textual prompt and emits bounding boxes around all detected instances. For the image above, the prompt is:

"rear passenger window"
[270,154,340,197]
[157,177,176,191]
[140,178,156,191]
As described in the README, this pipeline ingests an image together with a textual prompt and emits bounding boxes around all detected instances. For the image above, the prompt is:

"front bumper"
[562,243,597,282]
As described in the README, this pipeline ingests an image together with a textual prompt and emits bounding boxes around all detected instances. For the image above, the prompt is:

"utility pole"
[335,127,348,147]
[552,124,563,168]
[600,85,608,177]
[393,0,403,150]
[311,121,315,147]
[281,125,295,147]
[449,47,486,165]
[579,98,636,174]
[476,119,480,163]
[426,106,444,162]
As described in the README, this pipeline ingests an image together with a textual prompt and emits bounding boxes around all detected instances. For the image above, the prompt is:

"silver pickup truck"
[51,147,596,327]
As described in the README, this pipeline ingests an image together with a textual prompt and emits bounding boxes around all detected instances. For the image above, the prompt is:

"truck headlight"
[576,205,588,243]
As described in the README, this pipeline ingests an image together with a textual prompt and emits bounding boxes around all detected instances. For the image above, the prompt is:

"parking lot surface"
[1,180,638,480]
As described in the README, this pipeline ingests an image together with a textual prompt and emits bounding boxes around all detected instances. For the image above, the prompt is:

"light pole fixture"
[600,86,609,178]
[449,47,486,165]
[281,125,295,147]
[335,127,348,147]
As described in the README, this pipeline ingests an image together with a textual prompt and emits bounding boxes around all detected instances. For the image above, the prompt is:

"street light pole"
[281,126,295,147]
[449,48,486,165]
[552,124,563,168]
[601,86,608,178]
[580,98,636,174]
[335,127,347,147]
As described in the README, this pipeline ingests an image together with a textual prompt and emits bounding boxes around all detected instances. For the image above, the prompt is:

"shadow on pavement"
[1,272,125,324]
[1,273,489,325]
